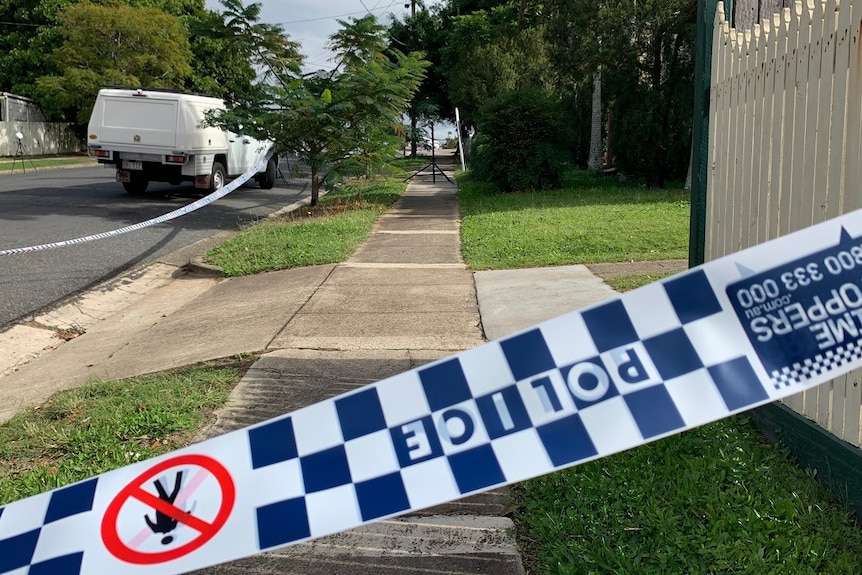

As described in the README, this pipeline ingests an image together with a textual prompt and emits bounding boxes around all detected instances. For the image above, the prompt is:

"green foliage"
[394,0,699,186]
[0,366,240,504]
[470,86,570,192]
[388,3,451,127]
[184,8,257,99]
[600,0,697,187]
[458,169,690,268]
[35,0,193,126]
[515,416,862,574]
[207,1,428,206]
[441,8,552,128]
[541,0,698,186]
[0,0,65,98]
[0,0,255,125]
[218,0,301,89]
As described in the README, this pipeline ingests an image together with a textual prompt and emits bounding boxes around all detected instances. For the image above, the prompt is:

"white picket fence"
[707,0,862,447]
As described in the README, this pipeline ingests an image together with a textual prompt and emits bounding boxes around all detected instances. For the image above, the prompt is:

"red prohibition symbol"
[101,454,236,564]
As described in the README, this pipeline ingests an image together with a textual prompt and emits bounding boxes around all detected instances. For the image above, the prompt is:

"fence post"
[690,0,728,267]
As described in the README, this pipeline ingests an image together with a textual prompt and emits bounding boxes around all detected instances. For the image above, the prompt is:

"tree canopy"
[388,0,698,188]
[36,1,193,125]
[207,2,429,205]
[0,0,257,126]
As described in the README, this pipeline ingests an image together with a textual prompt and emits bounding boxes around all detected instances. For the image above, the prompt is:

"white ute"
[86,88,277,194]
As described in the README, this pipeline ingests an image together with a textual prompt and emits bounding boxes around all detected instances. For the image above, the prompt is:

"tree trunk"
[588,68,603,171]
[310,165,320,206]
[410,111,418,158]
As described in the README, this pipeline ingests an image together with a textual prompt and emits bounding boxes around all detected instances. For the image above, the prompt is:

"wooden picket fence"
[707,0,862,447]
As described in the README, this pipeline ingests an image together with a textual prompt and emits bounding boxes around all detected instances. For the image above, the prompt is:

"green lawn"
[0,156,95,172]
[0,362,247,505]
[515,416,862,574]
[457,169,862,574]
[459,170,690,269]
[204,176,407,276]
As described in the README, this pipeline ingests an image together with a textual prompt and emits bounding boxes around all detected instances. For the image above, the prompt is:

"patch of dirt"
[53,327,84,341]
[586,259,689,280]
[19,320,85,341]
[269,197,370,223]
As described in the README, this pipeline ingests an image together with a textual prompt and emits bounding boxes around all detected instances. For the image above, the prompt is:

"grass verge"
[604,272,677,292]
[0,358,253,505]
[468,169,862,572]
[458,170,689,269]
[514,416,862,574]
[204,176,408,276]
[0,157,95,172]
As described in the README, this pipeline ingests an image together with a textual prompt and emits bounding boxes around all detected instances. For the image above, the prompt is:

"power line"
[0,2,408,31]
[275,2,403,26]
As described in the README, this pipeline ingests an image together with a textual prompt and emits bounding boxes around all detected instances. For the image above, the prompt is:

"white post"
[455,107,466,171]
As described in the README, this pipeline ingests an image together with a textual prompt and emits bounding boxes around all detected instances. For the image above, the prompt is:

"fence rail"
[707,0,862,447]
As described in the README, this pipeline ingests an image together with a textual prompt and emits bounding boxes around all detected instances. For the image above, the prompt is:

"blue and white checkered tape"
[4,209,862,574]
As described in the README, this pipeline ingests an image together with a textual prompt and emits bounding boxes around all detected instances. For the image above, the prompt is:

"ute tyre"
[210,162,226,193]
[122,176,148,195]
[260,156,277,189]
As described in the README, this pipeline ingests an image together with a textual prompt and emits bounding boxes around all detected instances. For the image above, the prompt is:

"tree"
[0,0,257,122]
[0,0,68,100]
[35,1,194,126]
[209,1,428,206]
[441,4,552,129]
[598,0,697,187]
[542,0,696,186]
[183,7,258,100]
[388,2,449,157]
[543,0,604,169]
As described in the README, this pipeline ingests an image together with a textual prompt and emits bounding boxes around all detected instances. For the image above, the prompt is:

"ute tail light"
[89,148,111,159]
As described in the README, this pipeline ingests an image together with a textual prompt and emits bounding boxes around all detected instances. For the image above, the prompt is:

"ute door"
[227,129,258,176]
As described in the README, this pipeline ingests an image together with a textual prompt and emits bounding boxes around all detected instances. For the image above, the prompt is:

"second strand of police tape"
[2,209,862,575]
[0,151,273,257]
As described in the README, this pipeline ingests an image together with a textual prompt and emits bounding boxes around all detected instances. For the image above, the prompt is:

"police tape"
[2,210,862,574]
[0,152,274,257]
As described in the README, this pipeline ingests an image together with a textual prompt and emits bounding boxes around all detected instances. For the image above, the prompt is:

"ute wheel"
[259,156,277,189]
[122,176,148,195]
[210,161,226,193]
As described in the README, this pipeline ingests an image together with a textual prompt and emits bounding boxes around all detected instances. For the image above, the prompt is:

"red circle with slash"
[101,454,235,564]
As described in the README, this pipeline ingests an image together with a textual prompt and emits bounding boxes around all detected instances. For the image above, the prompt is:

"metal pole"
[689,0,723,267]
[431,122,436,183]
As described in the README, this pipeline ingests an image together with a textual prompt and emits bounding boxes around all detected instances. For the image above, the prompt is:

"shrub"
[471,86,570,192]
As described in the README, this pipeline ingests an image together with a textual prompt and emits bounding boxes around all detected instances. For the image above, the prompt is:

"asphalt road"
[0,162,310,329]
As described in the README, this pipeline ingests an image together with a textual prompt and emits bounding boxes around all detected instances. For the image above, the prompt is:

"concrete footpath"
[0,154,687,574]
